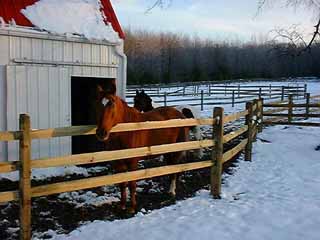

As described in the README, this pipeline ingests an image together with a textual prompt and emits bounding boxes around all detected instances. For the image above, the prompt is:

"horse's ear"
[141,89,145,93]
[136,90,139,95]
[108,79,116,95]
[96,85,105,99]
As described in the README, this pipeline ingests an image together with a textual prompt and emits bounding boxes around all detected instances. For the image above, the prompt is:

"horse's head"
[95,81,122,141]
[134,90,153,112]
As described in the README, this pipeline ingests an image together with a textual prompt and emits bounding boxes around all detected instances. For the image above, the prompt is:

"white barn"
[0,0,127,162]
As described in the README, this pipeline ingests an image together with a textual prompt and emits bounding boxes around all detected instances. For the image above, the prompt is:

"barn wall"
[0,29,125,96]
[6,65,72,161]
[0,66,7,162]
[0,35,9,65]
[0,28,126,161]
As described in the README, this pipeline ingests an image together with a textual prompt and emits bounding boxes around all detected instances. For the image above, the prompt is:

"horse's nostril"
[96,129,107,139]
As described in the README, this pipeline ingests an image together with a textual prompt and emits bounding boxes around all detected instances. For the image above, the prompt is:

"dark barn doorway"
[71,76,115,154]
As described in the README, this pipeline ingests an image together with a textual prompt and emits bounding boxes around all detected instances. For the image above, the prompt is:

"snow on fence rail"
[0,99,262,240]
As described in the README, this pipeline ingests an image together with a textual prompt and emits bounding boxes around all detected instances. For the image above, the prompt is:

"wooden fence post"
[288,95,293,123]
[164,92,167,107]
[201,90,204,111]
[305,93,310,120]
[281,86,285,101]
[232,90,235,107]
[208,85,211,96]
[258,98,264,133]
[259,87,262,99]
[19,114,32,240]
[304,84,307,98]
[245,102,253,161]
[211,107,224,199]
[269,84,272,98]
[238,84,240,97]
[252,99,258,142]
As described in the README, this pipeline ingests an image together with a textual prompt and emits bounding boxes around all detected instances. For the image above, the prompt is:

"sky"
[111,0,316,42]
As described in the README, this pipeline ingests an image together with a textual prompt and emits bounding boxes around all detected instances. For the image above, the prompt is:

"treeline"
[124,29,320,85]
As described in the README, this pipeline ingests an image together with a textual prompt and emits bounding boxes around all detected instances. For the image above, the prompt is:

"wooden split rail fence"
[0,99,261,240]
[127,85,306,110]
[262,94,320,127]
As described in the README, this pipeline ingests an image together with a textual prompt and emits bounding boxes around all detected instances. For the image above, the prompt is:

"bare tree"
[145,0,172,13]
[258,0,320,55]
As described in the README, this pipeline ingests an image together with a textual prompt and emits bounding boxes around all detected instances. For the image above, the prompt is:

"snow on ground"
[37,124,320,240]
[127,78,320,117]
[21,0,120,42]
[0,165,110,182]
[1,78,318,182]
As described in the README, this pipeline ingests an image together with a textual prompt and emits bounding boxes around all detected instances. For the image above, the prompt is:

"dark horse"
[95,81,189,213]
[134,90,203,157]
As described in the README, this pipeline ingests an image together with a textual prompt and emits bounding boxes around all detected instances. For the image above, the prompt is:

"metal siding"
[38,67,50,158]
[7,66,18,161]
[72,66,82,76]
[92,45,101,64]
[53,41,63,62]
[0,36,9,65]
[82,67,92,76]
[21,37,32,60]
[91,67,101,77]
[1,33,125,161]
[100,45,108,64]
[48,68,60,157]
[0,66,7,162]
[72,43,82,63]
[82,43,92,63]
[5,65,72,161]
[59,68,71,156]
[10,36,21,60]
[63,41,73,62]
[27,66,40,159]
[31,38,42,60]
[42,40,53,61]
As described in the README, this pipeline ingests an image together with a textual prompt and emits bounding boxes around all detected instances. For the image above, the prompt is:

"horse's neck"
[146,103,154,112]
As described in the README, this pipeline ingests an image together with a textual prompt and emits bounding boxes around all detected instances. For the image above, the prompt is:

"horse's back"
[140,107,188,146]
[143,106,185,121]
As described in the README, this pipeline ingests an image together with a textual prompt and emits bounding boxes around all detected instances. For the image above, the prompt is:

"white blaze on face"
[102,97,110,107]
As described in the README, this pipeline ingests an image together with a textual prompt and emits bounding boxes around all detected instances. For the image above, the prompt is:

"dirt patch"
[0,125,246,239]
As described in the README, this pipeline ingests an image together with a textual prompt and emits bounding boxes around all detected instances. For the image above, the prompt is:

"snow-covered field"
[38,123,320,240]
[2,79,317,182]
[1,78,319,240]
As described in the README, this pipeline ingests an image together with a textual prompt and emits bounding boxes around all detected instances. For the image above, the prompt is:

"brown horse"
[95,81,189,213]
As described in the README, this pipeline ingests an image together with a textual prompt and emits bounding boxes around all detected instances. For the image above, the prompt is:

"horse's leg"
[114,161,128,210]
[164,153,178,197]
[128,159,138,214]
[120,182,128,210]
[166,127,188,196]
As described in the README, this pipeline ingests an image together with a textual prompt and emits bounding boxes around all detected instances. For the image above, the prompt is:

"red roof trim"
[0,0,125,39]
[100,0,125,39]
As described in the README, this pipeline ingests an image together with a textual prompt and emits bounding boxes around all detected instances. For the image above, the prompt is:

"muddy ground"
[0,124,248,240]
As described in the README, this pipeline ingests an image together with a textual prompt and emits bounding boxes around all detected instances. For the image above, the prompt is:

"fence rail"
[0,98,264,240]
[126,84,306,108]
[262,93,320,126]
